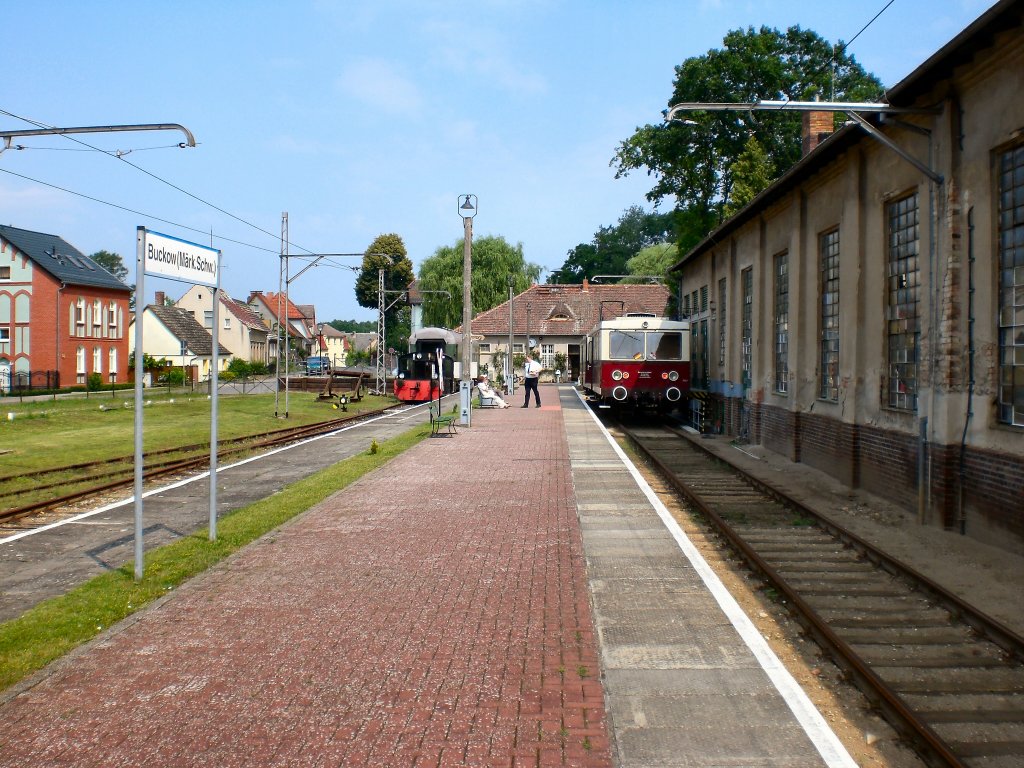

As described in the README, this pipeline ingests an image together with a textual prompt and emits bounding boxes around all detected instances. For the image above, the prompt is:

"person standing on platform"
[522,352,542,408]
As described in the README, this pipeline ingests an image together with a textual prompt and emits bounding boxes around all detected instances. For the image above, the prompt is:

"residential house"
[319,324,349,369]
[469,281,671,384]
[173,287,271,366]
[129,304,232,383]
[669,0,1024,551]
[246,290,314,362]
[0,224,131,390]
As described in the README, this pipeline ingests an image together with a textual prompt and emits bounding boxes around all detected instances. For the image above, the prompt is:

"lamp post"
[507,274,515,397]
[458,194,478,426]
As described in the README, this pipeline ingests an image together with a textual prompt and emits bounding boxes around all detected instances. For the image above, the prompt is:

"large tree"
[354,233,415,351]
[612,25,883,224]
[555,206,676,283]
[90,250,129,283]
[417,235,541,329]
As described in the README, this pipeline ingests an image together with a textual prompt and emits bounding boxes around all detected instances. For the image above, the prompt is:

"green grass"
[0,422,429,693]
[0,392,394,508]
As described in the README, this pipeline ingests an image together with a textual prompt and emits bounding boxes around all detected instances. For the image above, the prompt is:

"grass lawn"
[0,417,429,693]
[0,391,394,506]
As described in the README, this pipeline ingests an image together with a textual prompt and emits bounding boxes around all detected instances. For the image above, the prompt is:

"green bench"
[428,399,458,436]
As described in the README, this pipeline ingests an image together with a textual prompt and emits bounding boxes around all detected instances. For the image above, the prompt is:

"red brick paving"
[0,393,613,767]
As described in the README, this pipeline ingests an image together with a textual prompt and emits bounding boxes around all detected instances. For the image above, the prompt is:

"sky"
[2,0,995,322]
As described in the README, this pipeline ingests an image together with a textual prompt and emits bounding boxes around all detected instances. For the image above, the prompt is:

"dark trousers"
[523,376,540,406]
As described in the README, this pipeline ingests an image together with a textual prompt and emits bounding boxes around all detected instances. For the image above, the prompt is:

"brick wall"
[761,403,799,462]
[799,412,858,486]
[858,424,919,510]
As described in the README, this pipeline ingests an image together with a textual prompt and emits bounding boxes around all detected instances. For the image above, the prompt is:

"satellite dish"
[528,337,538,347]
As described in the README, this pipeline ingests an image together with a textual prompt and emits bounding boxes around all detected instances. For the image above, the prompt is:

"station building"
[671,0,1024,552]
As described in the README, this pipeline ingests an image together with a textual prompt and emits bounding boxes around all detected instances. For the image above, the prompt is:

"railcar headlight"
[668,370,679,382]
[666,387,682,402]
[611,369,623,381]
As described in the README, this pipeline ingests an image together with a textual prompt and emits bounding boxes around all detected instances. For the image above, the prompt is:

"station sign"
[141,229,219,287]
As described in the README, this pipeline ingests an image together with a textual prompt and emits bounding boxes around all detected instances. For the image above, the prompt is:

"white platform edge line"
[0,405,424,546]
[572,389,857,768]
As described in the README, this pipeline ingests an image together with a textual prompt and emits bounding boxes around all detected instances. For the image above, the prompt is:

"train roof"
[409,327,461,344]
[594,315,688,331]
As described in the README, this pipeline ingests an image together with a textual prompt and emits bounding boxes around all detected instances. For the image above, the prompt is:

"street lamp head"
[458,194,478,218]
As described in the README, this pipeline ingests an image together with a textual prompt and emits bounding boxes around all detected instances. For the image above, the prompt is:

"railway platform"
[1,386,855,767]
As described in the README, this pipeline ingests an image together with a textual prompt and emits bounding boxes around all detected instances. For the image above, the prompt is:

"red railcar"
[584,314,690,411]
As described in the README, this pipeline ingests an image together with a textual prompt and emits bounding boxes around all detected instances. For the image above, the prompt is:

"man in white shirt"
[522,353,542,408]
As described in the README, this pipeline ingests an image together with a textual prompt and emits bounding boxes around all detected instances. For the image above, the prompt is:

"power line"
[0,106,329,259]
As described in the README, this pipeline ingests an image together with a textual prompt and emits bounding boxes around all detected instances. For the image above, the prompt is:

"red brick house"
[0,225,132,390]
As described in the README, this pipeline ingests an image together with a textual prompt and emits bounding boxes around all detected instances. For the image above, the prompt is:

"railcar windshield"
[608,331,645,360]
[648,332,684,360]
[608,330,684,360]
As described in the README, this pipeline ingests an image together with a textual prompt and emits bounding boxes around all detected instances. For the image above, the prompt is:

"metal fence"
[0,369,61,395]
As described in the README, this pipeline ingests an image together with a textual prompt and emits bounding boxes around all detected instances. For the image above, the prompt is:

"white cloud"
[335,58,423,114]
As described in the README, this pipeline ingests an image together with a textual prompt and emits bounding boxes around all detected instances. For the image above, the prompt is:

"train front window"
[647,332,683,360]
[609,331,645,360]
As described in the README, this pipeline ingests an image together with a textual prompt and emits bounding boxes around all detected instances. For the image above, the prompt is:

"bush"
[86,373,103,391]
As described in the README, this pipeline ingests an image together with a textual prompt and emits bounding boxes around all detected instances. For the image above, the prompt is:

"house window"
[886,193,920,411]
[741,268,752,393]
[93,346,102,376]
[223,316,231,330]
[109,348,118,382]
[75,298,85,328]
[718,278,727,367]
[0,266,10,280]
[513,343,525,354]
[683,293,691,317]
[998,144,1024,426]
[0,327,9,343]
[774,252,789,393]
[92,300,102,336]
[700,285,708,313]
[76,346,86,384]
[820,229,840,401]
[540,344,555,369]
[203,310,213,329]
[479,343,491,353]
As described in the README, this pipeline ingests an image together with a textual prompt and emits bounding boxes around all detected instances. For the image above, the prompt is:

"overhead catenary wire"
[0,106,344,263]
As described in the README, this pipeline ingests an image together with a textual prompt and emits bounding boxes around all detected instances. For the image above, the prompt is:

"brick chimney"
[582,278,589,292]
[154,290,165,306]
[802,111,834,156]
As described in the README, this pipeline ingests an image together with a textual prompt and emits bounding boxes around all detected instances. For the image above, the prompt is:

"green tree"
[417,235,541,329]
[723,135,775,216]
[90,250,129,283]
[353,234,415,351]
[612,25,883,223]
[625,242,678,281]
[555,206,676,283]
[328,319,376,333]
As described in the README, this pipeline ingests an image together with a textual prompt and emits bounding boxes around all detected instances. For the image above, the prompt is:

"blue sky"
[2,0,993,321]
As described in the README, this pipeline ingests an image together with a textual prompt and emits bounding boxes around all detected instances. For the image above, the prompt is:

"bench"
[476,384,501,408]
[429,399,458,436]
[317,372,364,404]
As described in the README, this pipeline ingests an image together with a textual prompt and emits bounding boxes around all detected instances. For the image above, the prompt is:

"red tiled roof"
[468,283,671,336]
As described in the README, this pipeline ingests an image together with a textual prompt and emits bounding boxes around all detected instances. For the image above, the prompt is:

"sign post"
[133,228,221,580]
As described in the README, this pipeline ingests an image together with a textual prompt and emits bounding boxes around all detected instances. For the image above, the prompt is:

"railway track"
[0,403,400,525]
[617,422,1024,768]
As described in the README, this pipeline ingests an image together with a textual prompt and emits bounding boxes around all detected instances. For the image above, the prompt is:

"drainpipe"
[57,282,66,389]
[958,207,975,535]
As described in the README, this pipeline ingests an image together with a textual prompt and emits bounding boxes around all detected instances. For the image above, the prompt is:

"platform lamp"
[458,194,478,426]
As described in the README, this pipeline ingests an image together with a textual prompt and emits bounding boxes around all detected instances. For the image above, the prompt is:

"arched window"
[93,346,102,376]
[109,347,118,382]
[76,346,86,384]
